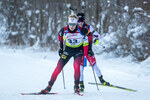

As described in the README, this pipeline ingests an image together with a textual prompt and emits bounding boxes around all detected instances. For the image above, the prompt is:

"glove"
[88,49,94,57]
[81,28,89,36]
[58,48,63,57]
[94,39,99,45]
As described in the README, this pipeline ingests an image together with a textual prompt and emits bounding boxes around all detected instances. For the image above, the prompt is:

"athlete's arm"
[58,28,64,50]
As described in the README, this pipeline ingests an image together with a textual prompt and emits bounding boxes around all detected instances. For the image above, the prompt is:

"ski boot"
[74,84,80,93]
[40,85,52,94]
[99,75,110,86]
[79,81,85,92]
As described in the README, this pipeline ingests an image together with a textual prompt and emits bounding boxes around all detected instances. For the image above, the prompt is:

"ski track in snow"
[0,48,150,100]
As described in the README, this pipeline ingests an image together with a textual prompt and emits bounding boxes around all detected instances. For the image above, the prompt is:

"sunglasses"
[78,20,84,23]
[68,23,77,26]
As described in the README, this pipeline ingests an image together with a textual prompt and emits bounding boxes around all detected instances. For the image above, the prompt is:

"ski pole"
[62,69,66,89]
[91,67,99,91]
[99,44,105,48]
[89,53,99,91]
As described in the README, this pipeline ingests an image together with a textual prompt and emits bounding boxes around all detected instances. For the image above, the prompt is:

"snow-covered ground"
[0,48,150,100]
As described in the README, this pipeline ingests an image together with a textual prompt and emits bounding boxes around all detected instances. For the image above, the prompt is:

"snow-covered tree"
[0,0,150,61]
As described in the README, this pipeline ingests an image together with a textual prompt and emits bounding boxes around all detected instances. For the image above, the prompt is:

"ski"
[21,92,58,95]
[73,92,84,96]
[88,82,137,92]
[79,91,86,93]
[21,92,83,96]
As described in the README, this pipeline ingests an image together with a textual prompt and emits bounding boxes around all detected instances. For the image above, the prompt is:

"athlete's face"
[78,20,84,27]
[68,23,77,31]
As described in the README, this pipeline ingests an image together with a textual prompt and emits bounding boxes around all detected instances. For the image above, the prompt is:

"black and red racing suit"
[48,25,91,86]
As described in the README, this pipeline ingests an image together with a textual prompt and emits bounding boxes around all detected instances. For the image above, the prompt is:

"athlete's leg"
[40,52,71,94]
[86,54,102,77]
[92,63,102,77]
[49,52,71,86]
[73,54,82,84]
[73,53,83,92]
[80,56,84,82]
[79,56,85,91]
[80,65,84,81]
[87,53,110,85]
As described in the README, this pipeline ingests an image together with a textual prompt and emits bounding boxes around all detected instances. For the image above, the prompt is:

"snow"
[101,32,118,47]
[35,10,40,14]
[66,3,71,8]
[0,14,7,35]
[124,6,129,12]
[126,25,147,38]
[29,34,36,39]
[24,1,28,6]
[107,0,110,3]
[81,1,85,6]
[143,1,148,4]
[26,10,32,17]
[11,32,18,36]
[0,48,150,100]
[133,7,143,12]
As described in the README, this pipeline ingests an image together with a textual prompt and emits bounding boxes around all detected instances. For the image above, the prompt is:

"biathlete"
[77,13,110,92]
[40,14,92,94]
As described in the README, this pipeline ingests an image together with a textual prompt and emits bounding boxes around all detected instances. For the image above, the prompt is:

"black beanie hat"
[77,13,85,20]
